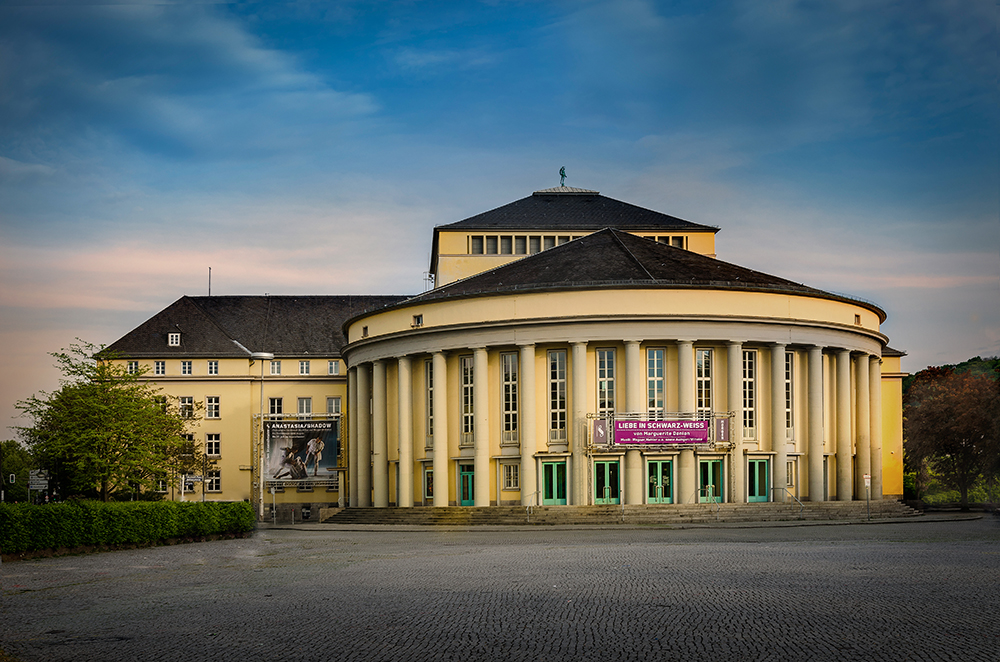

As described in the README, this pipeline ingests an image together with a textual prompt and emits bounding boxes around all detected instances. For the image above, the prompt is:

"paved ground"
[2,516,998,662]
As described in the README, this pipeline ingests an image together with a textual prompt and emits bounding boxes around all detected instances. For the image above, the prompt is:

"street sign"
[864,473,871,488]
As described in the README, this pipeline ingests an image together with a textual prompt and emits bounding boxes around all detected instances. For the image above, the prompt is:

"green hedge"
[0,500,256,555]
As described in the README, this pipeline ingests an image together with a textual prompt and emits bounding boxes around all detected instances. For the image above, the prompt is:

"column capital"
[770,341,787,349]
[516,342,535,349]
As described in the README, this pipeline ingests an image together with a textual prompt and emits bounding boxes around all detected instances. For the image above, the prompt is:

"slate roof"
[402,229,886,321]
[435,189,717,232]
[103,295,407,358]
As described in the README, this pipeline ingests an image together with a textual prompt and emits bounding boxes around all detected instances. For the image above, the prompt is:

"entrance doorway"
[699,459,723,503]
[594,460,620,504]
[647,460,673,503]
[748,459,769,502]
[542,461,567,505]
[459,464,474,506]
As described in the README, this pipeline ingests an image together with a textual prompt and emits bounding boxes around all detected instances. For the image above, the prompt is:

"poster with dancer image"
[264,420,340,485]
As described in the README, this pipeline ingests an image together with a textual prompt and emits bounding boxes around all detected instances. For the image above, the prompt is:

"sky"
[1,0,997,436]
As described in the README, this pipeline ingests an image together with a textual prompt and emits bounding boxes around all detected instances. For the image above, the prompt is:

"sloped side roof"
[405,229,886,320]
[103,295,407,358]
[435,192,718,232]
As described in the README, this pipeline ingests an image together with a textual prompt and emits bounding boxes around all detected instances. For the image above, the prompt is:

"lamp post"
[250,352,274,520]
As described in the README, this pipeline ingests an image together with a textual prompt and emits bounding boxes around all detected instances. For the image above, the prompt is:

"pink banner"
[614,420,710,444]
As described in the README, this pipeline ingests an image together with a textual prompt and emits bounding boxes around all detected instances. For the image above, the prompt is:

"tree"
[904,365,1000,510]
[16,341,206,502]
[0,439,34,502]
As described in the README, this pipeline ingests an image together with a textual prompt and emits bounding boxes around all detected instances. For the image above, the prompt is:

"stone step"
[321,500,920,525]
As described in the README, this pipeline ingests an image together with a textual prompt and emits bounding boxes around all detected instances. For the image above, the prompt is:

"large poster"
[613,419,710,444]
[265,420,340,484]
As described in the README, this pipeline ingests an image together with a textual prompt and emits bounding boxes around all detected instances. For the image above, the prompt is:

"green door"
[594,461,620,504]
[699,459,723,503]
[747,459,769,502]
[459,464,475,506]
[648,460,673,503]
[542,461,567,505]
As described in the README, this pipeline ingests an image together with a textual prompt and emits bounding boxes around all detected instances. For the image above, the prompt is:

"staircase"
[321,500,920,526]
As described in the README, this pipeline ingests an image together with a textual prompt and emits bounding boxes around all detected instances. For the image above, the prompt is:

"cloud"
[0,3,377,163]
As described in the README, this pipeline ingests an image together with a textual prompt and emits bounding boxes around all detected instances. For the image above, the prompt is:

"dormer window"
[168,332,181,346]
[412,314,423,328]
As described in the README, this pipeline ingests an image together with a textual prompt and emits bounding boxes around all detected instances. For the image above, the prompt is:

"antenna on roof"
[208,267,211,296]
[559,166,566,187]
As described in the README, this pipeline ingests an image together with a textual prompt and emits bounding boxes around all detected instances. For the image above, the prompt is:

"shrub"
[0,500,255,555]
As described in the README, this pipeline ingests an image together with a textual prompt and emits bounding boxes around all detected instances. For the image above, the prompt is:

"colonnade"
[346,340,885,508]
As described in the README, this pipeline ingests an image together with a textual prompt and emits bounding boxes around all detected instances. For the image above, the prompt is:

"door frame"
[647,458,674,504]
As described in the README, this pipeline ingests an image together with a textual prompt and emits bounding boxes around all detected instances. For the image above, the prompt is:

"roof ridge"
[181,296,242,345]
[610,229,657,280]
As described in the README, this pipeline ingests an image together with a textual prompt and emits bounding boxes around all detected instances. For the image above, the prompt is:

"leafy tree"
[0,440,34,502]
[16,341,207,502]
[904,363,1000,510]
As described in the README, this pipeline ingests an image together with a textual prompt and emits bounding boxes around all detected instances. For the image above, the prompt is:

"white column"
[624,340,643,504]
[473,347,490,506]
[836,349,853,501]
[348,366,358,507]
[677,340,696,504]
[571,341,588,506]
[372,360,388,508]
[727,342,744,504]
[356,362,372,507]
[397,356,413,508]
[869,356,883,500]
[624,340,643,413]
[431,351,449,506]
[519,344,537,506]
[854,353,871,501]
[807,345,825,502]
[771,343,787,501]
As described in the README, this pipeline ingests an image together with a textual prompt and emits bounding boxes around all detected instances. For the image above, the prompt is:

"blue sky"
[1,0,997,434]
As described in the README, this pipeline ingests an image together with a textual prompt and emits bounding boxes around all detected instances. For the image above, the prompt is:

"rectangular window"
[503,464,520,490]
[205,396,220,419]
[786,460,796,487]
[269,397,283,415]
[785,352,794,438]
[647,348,665,417]
[168,332,181,346]
[412,315,423,328]
[425,360,434,439]
[180,396,194,418]
[154,396,168,412]
[460,355,474,445]
[327,396,341,415]
[515,236,527,254]
[501,352,518,444]
[671,237,684,249]
[470,236,484,254]
[270,360,281,375]
[155,361,165,376]
[298,397,312,415]
[548,350,567,441]
[206,470,221,492]
[743,350,757,438]
[126,360,138,374]
[597,349,616,416]
[181,360,192,375]
[205,433,220,457]
[328,360,340,375]
[543,236,556,250]
[500,236,513,254]
[207,360,218,375]
[155,477,168,493]
[486,236,498,254]
[299,360,310,375]
[558,235,571,245]
[696,349,713,418]
[529,236,541,254]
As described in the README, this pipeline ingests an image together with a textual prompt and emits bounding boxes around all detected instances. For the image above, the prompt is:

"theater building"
[106,185,905,517]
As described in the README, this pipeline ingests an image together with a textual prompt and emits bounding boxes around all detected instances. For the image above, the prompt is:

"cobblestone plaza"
[3,517,998,661]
